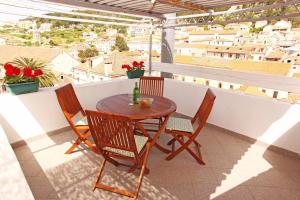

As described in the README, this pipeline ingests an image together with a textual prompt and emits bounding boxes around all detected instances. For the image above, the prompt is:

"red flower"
[121,64,132,71]
[34,69,43,76]
[23,67,32,77]
[139,61,144,67]
[4,63,13,71]
[5,68,14,76]
[132,61,139,68]
[13,67,21,76]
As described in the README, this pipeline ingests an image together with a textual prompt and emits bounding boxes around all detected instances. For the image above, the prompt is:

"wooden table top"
[96,94,177,120]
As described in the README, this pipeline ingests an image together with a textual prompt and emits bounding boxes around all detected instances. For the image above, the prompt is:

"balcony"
[1,76,300,200]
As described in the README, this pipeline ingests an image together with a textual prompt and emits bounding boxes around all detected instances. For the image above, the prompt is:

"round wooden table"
[96,94,177,152]
[96,94,176,120]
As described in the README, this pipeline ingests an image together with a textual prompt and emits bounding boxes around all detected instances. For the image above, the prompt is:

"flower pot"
[126,70,145,79]
[5,81,39,95]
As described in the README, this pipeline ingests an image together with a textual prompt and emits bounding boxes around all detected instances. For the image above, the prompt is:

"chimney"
[104,62,112,76]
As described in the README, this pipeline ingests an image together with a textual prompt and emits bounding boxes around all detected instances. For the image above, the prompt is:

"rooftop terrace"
[13,123,300,200]
[1,78,300,200]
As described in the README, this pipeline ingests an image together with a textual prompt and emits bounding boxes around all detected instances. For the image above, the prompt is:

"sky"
[0,0,71,23]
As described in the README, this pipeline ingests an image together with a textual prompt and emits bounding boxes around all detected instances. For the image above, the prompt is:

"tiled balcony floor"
[13,125,300,200]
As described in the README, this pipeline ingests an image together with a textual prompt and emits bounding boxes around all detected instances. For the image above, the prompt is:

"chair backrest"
[86,110,139,158]
[191,88,216,132]
[55,84,85,123]
[139,76,164,96]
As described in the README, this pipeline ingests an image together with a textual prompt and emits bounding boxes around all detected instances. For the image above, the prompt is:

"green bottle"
[133,82,140,104]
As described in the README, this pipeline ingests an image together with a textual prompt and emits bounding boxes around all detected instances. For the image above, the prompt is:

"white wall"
[1,78,300,155]
[0,79,133,143]
[0,125,34,200]
[51,52,80,75]
[164,79,300,155]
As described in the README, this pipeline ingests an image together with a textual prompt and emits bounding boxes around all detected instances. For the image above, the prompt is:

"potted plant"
[122,61,145,79]
[2,57,57,95]
[2,63,43,95]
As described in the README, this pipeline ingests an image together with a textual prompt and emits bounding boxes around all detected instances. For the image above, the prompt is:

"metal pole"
[149,19,153,75]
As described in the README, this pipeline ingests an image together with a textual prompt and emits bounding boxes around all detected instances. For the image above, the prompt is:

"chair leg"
[166,135,205,165]
[93,159,106,191]
[93,159,136,198]
[83,138,96,152]
[134,143,151,200]
[65,137,81,154]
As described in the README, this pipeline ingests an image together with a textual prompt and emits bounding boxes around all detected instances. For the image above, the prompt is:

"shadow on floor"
[13,124,300,200]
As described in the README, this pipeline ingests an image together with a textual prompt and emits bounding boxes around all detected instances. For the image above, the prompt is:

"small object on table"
[133,82,140,104]
[139,97,154,108]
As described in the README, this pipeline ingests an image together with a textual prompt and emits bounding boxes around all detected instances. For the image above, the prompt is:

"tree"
[112,35,129,52]
[249,24,263,34]
[78,47,99,63]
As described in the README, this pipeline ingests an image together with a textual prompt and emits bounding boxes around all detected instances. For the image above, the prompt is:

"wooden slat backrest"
[55,84,84,120]
[86,110,138,158]
[139,76,164,96]
[191,88,216,133]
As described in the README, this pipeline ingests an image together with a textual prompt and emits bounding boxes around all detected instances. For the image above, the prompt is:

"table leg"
[135,115,171,153]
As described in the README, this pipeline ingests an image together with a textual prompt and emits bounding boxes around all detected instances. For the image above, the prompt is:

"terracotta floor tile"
[13,125,300,200]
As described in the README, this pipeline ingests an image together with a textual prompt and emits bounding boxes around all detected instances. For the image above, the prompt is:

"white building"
[189,30,237,44]
[39,23,52,32]
[208,24,224,31]
[127,27,149,36]
[128,37,161,52]
[255,20,268,28]
[175,43,207,56]
[94,39,115,52]
[17,20,37,29]
[32,31,41,43]
[263,20,292,33]
[0,38,6,45]
[105,29,118,37]
[82,32,98,40]
[225,23,251,32]
[206,46,251,60]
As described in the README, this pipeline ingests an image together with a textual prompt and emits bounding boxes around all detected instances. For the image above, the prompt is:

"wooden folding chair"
[139,76,164,131]
[165,88,216,165]
[139,76,164,96]
[55,84,94,154]
[86,110,150,200]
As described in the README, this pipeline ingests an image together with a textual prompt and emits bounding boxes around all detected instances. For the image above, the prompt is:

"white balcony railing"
[152,62,300,94]
[1,76,300,200]
[1,77,300,155]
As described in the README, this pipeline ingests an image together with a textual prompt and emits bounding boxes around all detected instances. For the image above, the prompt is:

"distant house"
[127,27,149,36]
[32,30,41,43]
[225,23,251,32]
[255,20,268,28]
[189,30,237,44]
[17,20,36,29]
[39,23,52,32]
[72,52,138,82]
[0,38,6,45]
[263,20,292,33]
[191,38,234,46]
[105,29,118,37]
[265,50,286,62]
[208,24,224,31]
[206,46,251,60]
[93,39,115,52]
[175,43,207,56]
[128,36,161,52]
[0,45,80,75]
[248,45,267,61]
[82,32,97,40]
